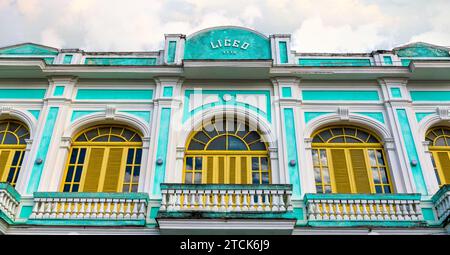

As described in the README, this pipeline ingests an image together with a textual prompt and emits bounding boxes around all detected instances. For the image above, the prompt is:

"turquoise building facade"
[0,26,449,234]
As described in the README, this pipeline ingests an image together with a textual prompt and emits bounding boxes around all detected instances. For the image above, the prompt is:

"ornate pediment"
[0,43,59,55]
[394,42,450,58]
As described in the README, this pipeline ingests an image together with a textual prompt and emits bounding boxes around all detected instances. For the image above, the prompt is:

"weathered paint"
[302,90,379,101]
[0,89,46,99]
[284,108,301,197]
[27,107,59,193]
[396,109,427,195]
[152,108,171,195]
[396,43,450,57]
[76,89,153,100]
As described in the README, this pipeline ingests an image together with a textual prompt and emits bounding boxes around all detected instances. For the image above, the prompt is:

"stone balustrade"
[0,183,21,222]
[432,185,450,224]
[159,184,293,213]
[29,192,148,221]
[304,193,423,221]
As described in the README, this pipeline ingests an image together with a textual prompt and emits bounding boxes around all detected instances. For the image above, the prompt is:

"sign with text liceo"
[184,27,271,60]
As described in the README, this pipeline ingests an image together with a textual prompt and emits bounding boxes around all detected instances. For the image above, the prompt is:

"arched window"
[185,117,269,184]
[311,126,392,194]
[0,120,29,187]
[61,125,142,192]
[426,126,450,186]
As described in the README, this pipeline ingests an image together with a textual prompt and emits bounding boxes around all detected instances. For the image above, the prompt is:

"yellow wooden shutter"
[349,149,371,193]
[437,152,450,184]
[0,150,11,181]
[206,156,214,184]
[229,156,237,184]
[102,148,124,192]
[330,149,352,193]
[218,156,225,184]
[82,148,105,192]
[240,157,248,184]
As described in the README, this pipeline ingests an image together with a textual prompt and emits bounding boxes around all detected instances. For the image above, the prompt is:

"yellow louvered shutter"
[0,150,11,181]
[330,149,352,193]
[102,148,124,192]
[229,156,237,184]
[437,152,450,184]
[82,148,105,192]
[349,149,371,193]
[218,156,225,184]
[240,157,248,184]
[206,156,214,184]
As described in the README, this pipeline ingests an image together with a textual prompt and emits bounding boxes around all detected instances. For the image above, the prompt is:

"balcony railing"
[0,183,20,222]
[29,192,148,222]
[432,184,450,224]
[159,184,293,213]
[304,193,424,223]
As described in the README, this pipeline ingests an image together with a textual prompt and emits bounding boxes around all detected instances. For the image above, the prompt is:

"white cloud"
[0,0,448,52]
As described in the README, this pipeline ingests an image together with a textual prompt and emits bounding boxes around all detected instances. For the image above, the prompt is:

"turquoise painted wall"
[84,58,157,66]
[383,56,393,65]
[28,110,41,120]
[415,112,434,123]
[167,41,177,64]
[284,108,301,197]
[396,109,427,195]
[63,55,73,64]
[0,89,46,99]
[390,88,402,98]
[152,108,171,195]
[122,111,152,123]
[71,110,102,122]
[356,112,385,124]
[53,86,65,96]
[304,112,332,124]
[410,91,450,101]
[27,107,59,193]
[279,42,288,64]
[183,90,271,122]
[76,89,153,100]
[184,27,271,60]
[298,58,371,67]
[281,87,292,98]
[302,90,379,101]
[163,86,173,97]
[0,44,58,55]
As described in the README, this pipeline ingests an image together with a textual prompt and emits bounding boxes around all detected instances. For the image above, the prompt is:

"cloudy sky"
[0,0,449,53]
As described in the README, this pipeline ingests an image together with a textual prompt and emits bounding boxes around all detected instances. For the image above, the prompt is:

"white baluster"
[329,200,335,220]
[78,199,85,218]
[242,190,249,211]
[85,199,92,219]
[234,190,241,212]
[219,190,226,212]
[131,199,138,219]
[362,200,370,220]
[212,190,219,211]
[342,200,349,220]
[204,190,211,211]
[160,191,167,211]
[348,200,356,220]
[125,199,132,218]
[335,200,342,220]
[138,199,146,219]
[227,190,234,212]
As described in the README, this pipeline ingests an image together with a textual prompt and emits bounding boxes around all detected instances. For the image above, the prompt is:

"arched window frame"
[60,125,143,193]
[311,126,393,194]
[184,117,270,185]
[0,120,30,187]
[425,126,450,186]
